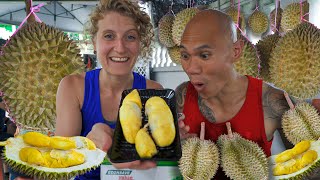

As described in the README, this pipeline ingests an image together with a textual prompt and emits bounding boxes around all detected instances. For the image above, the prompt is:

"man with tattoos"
[176,9,320,179]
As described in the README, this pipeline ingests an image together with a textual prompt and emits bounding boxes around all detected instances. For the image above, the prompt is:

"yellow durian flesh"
[72,136,96,150]
[135,127,157,158]
[44,149,85,168]
[23,131,50,147]
[145,97,176,147]
[119,102,142,144]
[269,140,320,179]
[275,140,311,163]
[122,89,142,109]
[50,136,77,150]
[19,147,46,166]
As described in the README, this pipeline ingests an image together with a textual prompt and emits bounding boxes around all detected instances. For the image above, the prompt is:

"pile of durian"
[119,89,176,158]
[1,132,106,179]
[269,140,320,179]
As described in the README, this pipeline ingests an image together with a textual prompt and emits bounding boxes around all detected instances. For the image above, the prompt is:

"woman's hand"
[86,123,113,152]
[111,160,157,170]
[178,113,197,140]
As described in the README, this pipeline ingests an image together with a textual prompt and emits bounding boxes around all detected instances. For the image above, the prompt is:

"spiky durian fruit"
[256,33,281,82]
[135,125,157,158]
[281,1,309,32]
[248,10,269,34]
[282,101,320,145]
[168,46,181,65]
[4,135,106,179]
[270,7,283,33]
[172,8,199,45]
[119,89,142,144]
[179,122,219,180]
[226,7,246,31]
[269,22,320,98]
[217,122,268,180]
[234,35,260,77]
[145,96,175,147]
[0,22,83,132]
[269,140,320,179]
[158,14,176,47]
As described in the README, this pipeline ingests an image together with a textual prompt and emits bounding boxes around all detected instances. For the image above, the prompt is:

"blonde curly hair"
[88,0,154,58]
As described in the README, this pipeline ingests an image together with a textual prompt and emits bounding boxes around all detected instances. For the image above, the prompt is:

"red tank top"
[183,76,272,179]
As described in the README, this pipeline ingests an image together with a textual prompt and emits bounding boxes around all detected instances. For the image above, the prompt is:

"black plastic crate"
[108,89,182,163]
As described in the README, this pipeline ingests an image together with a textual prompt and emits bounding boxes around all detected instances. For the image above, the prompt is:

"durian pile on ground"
[269,140,320,179]
[248,10,269,34]
[281,1,309,32]
[256,33,281,82]
[269,22,320,99]
[179,122,219,180]
[234,35,260,77]
[282,92,320,145]
[1,132,106,179]
[0,22,83,132]
[217,122,269,180]
[119,89,176,159]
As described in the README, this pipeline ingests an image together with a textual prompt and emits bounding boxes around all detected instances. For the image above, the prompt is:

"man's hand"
[86,123,113,152]
[178,113,197,140]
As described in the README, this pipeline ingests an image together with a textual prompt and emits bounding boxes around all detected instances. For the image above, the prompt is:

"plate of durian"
[108,89,182,163]
[0,131,106,179]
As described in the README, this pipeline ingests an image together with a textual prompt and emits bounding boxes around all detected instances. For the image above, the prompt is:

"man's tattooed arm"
[175,82,188,113]
[198,96,216,123]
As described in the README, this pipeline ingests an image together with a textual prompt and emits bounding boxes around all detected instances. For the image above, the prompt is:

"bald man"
[176,9,320,179]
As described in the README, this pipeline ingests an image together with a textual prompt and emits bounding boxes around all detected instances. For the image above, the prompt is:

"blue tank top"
[76,68,146,180]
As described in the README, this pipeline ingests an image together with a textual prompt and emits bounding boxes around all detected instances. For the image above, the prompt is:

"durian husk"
[158,14,176,47]
[268,140,320,180]
[234,35,260,77]
[226,7,246,31]
[256,33,281,82]
[217,123,269,180]
[269,22,320,99]
[168,46,181,65]
[281,1,309,32]
[172,8,200,45]
[179,125,219,180]
[270,7,284,33]
[0,22,83,132]
[282,102,320,145]
[3,135,106,180]
[248,10,269,34]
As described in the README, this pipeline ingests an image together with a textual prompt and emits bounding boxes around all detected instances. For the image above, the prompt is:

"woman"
[54,0,162,179]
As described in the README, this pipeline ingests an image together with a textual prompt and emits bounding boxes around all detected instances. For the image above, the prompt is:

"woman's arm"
[55,75,84,136]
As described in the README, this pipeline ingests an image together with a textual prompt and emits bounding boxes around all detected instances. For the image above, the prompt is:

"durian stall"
[0,0,320,179]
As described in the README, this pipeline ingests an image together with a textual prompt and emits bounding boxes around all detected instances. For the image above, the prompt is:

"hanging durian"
[217,122,269,180]
[256,33,281,82]
[281,1,309,32]
[269,140,320,179]
[168,46,181,65]
[179,122,219,180]
[234,35,260,77]
[248,10,269,34]
[269,22,320,99]
[226,7,246,31]
[119,89,142,144]
[172,8,199,45]
[270,7,283,33]
[0,22,83,132]
[2,133,106,179]
[282,92,320,145]
[135,124,158,158]
[158,14,176,47]
[145,96,175,147]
